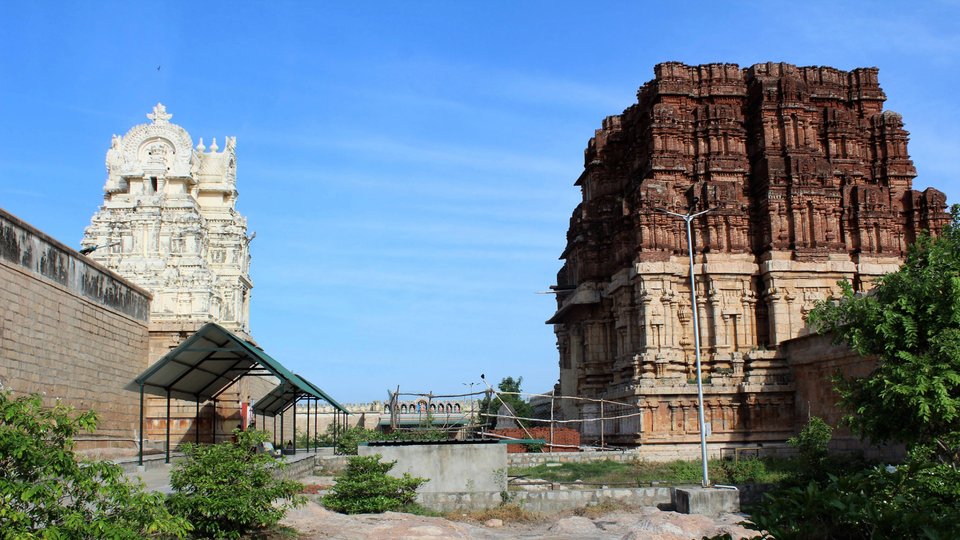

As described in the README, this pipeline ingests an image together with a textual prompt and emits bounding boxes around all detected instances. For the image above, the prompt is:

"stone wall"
[782,333,904,459]
[0,208,151,457]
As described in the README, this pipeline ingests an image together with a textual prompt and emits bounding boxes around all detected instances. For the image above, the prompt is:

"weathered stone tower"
[83,104,261,444]
[550,63,949,450]
[82,103,253,356]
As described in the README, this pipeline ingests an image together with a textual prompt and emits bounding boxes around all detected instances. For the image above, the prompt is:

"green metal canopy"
[132,322,298,402]
[131,322,348,465]
[253,373,347,417]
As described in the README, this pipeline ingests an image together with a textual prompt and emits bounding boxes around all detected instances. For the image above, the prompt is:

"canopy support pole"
[333,409,339,455]
[195,395,200,445]
[292,400,298,455]
[138,383,144,466]
[212,398,217,444]
[165,389,171,464]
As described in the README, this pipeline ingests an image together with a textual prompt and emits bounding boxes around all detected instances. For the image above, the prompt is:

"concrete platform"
[672,486,740,516]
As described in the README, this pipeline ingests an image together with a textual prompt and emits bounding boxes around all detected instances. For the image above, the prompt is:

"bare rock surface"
[280,501,758,539]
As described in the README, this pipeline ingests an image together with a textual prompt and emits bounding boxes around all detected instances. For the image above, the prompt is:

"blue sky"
[1,2,958,403]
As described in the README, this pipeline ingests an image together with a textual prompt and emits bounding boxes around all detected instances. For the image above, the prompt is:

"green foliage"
[322,454,427,514]
[788,416,833,466]
[167,429,304,539]
[667,459,706,483]
[0,391,190,539]
[750,213,960,539]
[334,426,447,455]
[808,208,960,457]
[478,376,535,428]
[720,458,768,484]
[748,456,960,539]
[296,430,332,449]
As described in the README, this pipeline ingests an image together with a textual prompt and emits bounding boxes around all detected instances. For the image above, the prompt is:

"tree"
[808,208,960,461]
[167,429,304,539]
[0,391,190,538]
[746,211,960,538]
[478,376,534,428]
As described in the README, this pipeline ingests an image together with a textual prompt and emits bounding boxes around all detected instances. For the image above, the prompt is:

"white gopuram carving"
[83,103,253,338]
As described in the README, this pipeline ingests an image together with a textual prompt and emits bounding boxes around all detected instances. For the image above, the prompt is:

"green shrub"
[167,429,304,539]
[749,442,960,538]
[322,454,427,514]
[788,416,833,465]
[0,391,190,538]
[667,459,705,483]
[335,426,448,455]
[720,458,767,484]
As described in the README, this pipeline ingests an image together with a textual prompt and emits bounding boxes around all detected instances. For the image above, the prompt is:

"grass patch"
[572,500,638,518]
[509,457,797,486]
[401,503,445,517]
[446,504,544,524]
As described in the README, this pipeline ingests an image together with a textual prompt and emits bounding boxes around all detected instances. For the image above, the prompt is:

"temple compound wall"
[82,104,274,447]
[0,207,151,457]
[550,62,949,448]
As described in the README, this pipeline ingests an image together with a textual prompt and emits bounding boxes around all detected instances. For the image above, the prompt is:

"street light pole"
[654,203,714,487]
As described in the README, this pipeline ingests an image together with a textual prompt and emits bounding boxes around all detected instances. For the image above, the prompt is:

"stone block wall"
[782,333,904,460]
[0,208,151,457]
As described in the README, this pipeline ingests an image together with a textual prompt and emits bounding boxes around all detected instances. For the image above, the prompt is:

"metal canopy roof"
[133,322,300,402]
[253,373,347,416]
[296,373,347,413]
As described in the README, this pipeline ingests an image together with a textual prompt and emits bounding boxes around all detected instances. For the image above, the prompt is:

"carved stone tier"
[550,63,949,447]
[83,104,253,339]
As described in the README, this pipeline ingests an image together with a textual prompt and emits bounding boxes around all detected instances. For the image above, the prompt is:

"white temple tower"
[83,103,254,346]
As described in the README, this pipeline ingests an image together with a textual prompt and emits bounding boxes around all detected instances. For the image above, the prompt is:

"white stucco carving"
[83,104,253,337]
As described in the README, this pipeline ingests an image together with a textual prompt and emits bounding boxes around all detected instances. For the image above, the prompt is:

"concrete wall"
[418,486,674,513]
[359,442,507,494]
[0,208,151,457]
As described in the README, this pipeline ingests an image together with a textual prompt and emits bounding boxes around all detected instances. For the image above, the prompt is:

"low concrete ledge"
[418,486,674,513]
[673,486,740,516]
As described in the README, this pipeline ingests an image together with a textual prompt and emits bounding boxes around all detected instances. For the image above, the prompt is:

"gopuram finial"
[147,103,172,124]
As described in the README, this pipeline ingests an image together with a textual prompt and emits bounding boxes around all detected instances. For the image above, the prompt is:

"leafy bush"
[667,459,706,483]
[720,458,768,484]
[296,431,332,449]
[788,416,833,466]
[167,429,304,539]
[749,458,960,539]
[0,391,190,538]
[322,454,426,514]
[335,426,447,454]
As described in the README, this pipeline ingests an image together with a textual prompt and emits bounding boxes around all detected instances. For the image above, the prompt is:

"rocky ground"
[280,500,757,540]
